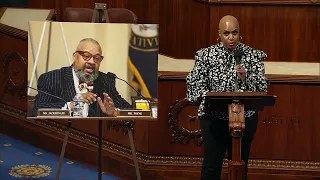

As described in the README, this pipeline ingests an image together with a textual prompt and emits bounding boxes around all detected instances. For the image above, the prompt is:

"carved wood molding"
[168,98,202,146]
[194,0,319,5]
[158,71,320,83]
[2,52,28,99]
[0,23,27,41]
[106,120,135,135]
[0,103,320,172]
[1,102,320,170]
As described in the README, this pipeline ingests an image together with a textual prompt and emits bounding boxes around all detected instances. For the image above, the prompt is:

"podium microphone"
[107,72,151,109]
[234,49,242,66]
[27,86,69,111]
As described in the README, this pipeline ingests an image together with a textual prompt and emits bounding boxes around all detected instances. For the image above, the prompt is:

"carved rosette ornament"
[2,52,27,99]
[168,98,202,146]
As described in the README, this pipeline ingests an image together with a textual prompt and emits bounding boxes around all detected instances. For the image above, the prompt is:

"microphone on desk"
[106,72,151,110]
[28,86,102,117]
[27,86,71,116]
[27,86,69,109]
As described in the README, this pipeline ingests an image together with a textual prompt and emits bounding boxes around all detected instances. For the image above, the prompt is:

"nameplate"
[117,109,152,117]
[37,109,70,117]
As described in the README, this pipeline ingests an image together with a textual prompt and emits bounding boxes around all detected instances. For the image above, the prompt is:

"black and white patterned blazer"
[32,66,131,117]
[186,42,268,119]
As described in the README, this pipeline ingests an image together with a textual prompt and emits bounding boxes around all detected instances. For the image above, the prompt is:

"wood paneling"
[125,0,210,58]
[28,0,119,21]
[2,0,320,179]
[1,75,320,179]
[1,44,320,177]
[27,0,320,61]
[125,0,159,23]
[0,25,27,110]
[196,0,320,4]
[209,5,320,62]
[253,83,320,161]
[28,0,55,9]
[157,0,210,58]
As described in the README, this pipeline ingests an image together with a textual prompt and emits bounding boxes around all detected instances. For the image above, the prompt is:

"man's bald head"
[72,38,103,82]
[76,38,102,53]
[218,15,240,50]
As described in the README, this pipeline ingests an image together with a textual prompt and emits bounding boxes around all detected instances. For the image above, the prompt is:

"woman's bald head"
[218,15,240,50]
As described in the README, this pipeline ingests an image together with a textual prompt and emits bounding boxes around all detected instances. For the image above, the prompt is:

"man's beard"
[74,66,99,83]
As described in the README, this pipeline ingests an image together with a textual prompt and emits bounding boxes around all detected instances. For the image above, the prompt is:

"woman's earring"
[216,36,220,44]
[240,36,243,40]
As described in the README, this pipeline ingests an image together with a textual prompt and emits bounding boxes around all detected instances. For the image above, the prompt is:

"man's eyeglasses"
[75,51,104,63]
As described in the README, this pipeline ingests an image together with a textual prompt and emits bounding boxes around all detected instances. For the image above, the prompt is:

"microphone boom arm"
[27,86,69,110]
[107,72,152,110]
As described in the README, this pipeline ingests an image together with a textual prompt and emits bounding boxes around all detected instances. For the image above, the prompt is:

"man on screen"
[186,15,268,180]
[32,38,131,117]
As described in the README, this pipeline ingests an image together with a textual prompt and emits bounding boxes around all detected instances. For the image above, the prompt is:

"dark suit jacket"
[32,66,132,117]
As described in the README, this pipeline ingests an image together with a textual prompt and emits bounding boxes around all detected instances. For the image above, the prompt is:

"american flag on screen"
[128,24,159,98]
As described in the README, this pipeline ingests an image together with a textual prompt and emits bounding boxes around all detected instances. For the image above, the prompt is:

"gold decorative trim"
[0,103,26,119]
[1,102,320,170]
[9,164,52,178]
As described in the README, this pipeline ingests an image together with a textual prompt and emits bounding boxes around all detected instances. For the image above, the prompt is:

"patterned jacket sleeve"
[245,51,268,92]
[186,50,210,105]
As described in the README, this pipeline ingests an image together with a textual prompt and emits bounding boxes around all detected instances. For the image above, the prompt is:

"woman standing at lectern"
[186,15,268,180]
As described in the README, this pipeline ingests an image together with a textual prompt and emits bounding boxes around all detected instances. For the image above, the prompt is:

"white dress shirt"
[62,68,89,117]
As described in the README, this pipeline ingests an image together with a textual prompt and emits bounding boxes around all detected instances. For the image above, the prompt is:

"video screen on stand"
[27,21,158,118]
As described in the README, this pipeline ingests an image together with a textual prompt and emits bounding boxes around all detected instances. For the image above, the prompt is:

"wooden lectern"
[204,92,276,180]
